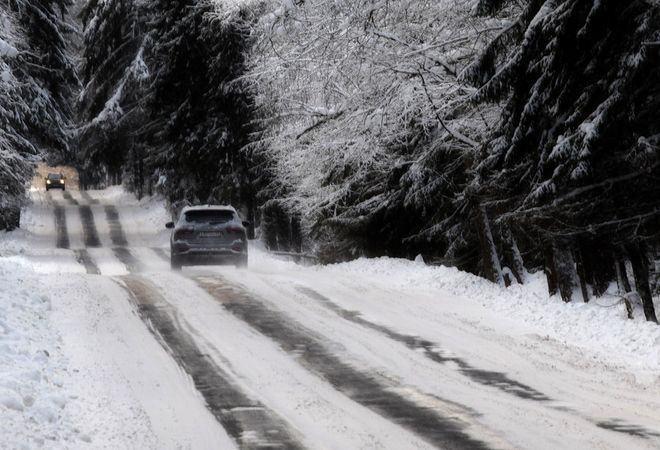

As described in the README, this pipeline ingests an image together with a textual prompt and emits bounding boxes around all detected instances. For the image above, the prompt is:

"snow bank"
[249,248,660,380]
[0,256,82,447]
[318,257,660,378]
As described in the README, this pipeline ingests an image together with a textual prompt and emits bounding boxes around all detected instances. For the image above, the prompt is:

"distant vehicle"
[166,205,249,270]
[45,173,65,191]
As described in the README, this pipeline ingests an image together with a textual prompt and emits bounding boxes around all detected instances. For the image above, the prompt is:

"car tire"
[171,254,183,271]
[235,255,248,269]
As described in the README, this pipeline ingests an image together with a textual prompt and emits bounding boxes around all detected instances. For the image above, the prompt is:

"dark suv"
[166,205,249,270]
[45,173,65,190]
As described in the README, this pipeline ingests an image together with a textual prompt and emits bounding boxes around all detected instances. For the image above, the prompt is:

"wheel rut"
[296,287,549,402]
[62,191,79,205]
[53,203,70,249]
[151,247,170,263]
[104,205,128,246]
[103,205,144,272]
[195,276,492,450]
[79,205,101,247]
[74,249,101,274]
[295,287,660,443]
[120,275,307,450]
[80,191,99,204]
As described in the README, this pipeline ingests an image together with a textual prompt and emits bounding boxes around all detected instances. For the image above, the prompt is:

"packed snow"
[1,186,659,448]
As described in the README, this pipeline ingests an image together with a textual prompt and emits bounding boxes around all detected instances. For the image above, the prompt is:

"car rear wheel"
[171,254,183,270]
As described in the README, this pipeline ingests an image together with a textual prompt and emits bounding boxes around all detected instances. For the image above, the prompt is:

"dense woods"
[0,0,76,228]
[1,0,658,321]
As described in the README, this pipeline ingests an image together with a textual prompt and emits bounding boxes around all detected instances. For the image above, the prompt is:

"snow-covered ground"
[1,185,659,449]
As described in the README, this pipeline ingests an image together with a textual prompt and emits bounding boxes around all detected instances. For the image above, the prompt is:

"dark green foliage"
[142,0,257,212]
[12,0,77,160]
[0,0,75,229]
[471,0,660,240]
[78,0,260,216]
[77,0,144,185]
[465,0,659,315]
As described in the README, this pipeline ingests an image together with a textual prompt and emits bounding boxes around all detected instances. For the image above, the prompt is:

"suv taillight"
[174,228,194,240]
[226,226,243,234]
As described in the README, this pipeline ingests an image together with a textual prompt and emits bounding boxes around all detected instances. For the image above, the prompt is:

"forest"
[1,0,659,322]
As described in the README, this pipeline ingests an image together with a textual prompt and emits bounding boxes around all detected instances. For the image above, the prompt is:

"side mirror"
[165,222,175,229]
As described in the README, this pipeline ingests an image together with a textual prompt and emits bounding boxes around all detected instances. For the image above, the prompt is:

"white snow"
[0,38,18,58]
[1,185,659,449]
[243,250,660,382]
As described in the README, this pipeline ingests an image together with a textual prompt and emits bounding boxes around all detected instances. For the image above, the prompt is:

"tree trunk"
[584,238,615,297]
[475,206,504,286]
[626,242,658,323]
[615,256,632,295]
[543,243,558,297]
[553,238,579,303]
[502,226,525,284]
[261,201,279,251]
[574,245,590,303]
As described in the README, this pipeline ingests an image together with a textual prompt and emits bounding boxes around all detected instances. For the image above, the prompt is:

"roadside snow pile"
[0,228,27,255]
[0,256,78,447]
[306,256,660,378]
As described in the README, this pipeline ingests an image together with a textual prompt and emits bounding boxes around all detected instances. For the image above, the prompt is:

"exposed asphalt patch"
[78,205,101,247]
[296,287,660,442]
[53,205,70,249]
[297,286,550,402]
[80,191,99,204]
[120,275,306,450]
[104,205,129,246]
[196,277,492,450]
[62,191,79,205]
[113,247,144,273]
[151,247,170,263]
[74,249,101,275]
[597,419,660,440]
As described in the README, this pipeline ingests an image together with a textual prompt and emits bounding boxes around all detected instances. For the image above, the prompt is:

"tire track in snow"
[296,287,549,402]
[113,247,144,273]
[80,191,99,204]
[79,205,101,247]
[151,247,170,263]
[62,191,79,205]
[120,275,307,450]
[195,276,492,450]
[53,204,70,249]
[104,205,128,246]
[73,249,101,275]
[104,205,145,272]
[296,288,660,443]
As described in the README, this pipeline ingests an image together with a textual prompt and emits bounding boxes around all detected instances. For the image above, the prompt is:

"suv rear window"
[184,210,235,223]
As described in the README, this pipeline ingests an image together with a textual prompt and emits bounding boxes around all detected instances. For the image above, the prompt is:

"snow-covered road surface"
[1,186,659,449]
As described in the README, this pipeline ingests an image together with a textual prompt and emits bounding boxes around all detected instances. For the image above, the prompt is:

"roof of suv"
[181,205,237,213]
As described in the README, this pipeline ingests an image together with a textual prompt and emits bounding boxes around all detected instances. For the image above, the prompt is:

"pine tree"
[77,0,146,187]
[1,1,75,229]
[140,0,258,213]
[11,0,77,161]
[465,0,659,319]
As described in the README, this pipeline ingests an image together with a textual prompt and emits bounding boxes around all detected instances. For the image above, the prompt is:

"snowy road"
[5,187,660,449]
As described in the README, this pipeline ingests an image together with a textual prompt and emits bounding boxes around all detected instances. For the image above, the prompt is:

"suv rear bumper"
[171,244,247,264]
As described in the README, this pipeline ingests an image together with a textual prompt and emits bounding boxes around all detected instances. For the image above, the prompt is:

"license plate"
[199,232,222,237]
